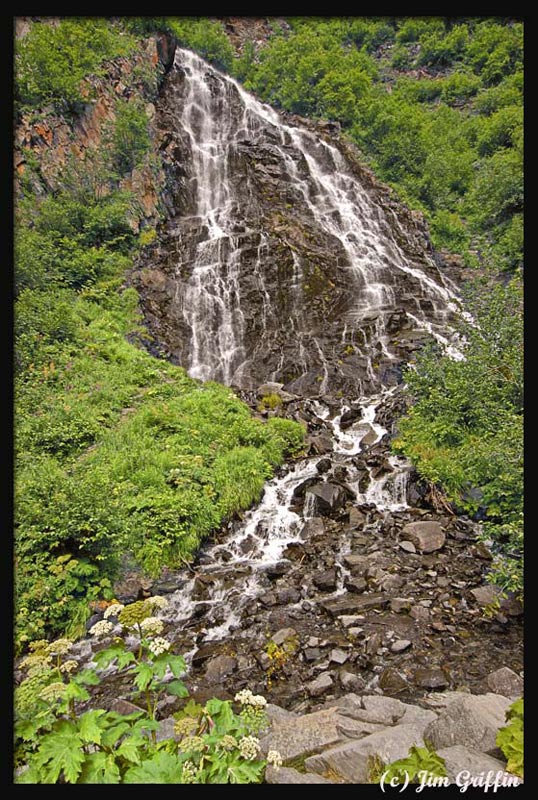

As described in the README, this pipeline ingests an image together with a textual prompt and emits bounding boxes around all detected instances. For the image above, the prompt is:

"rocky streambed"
[78,383,522,719]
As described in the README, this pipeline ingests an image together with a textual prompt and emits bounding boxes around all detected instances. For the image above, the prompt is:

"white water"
[172,49,461,386]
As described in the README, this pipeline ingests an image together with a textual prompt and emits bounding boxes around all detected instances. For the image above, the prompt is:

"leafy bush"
[15,18,135,111]
[15,600,280,783]
[496,698,523,778]
[370,744,447,784]
[393,277,523,596]
[167,17,234,72]
[111,99,152,175]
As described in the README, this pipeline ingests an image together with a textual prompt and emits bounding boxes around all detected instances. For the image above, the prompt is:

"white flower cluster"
[217,734,237,752]
[234,689,267,709]
[38,682,67,702]
[267,750,283,770]
[48,638,73,656]
[20,652,53,676]
[181,760,198,784]
[147,595,168,610]
[238,735,261,761]
[148,636,171,656]
[103,603,125,619]
[89,620,114,638]
[140,616,164,637]
[59,659,78,674]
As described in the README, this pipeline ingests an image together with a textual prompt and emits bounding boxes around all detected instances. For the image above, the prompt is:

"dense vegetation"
[14,18,304,650]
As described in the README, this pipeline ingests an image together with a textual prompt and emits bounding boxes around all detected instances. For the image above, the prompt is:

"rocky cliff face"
[14,32,176,228]
[132,49,462,396]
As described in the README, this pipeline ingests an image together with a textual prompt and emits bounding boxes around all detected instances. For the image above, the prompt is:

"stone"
[343,554,370,575]
[338,615,364,628]
[313,568,338,591]
[471,585,501,607]
[316,457,332,473]
[379,667,409,695]
[204,655,237,684]
[321,593,389,616]
[256,381,284,398]
[340,406,362,429]
[301,517,325,538]
[414,668,450,690]
[305,483,348,517]
[344,576,367,594]
[336,718,386,739]
[265,766,335,784]
[486,667,523,699]
[305,724,426,783]
[347,507,366,529]
[397,705,438,728]
[271,627,298,646]
[437,745,522,785]
[339,671,366,693]
[276,587,301,604]
[110,699,144,715]
[156,717,179,743]
[401,521,446,553]
[304,647,321,662]
[330,648,349,665]
[260,707,341,761]
[424,693,512,756]
[309,435,334,455]
[391,639,412,653]
[410,605,430,623]
[366,633,382,655]
[390,597,412,613]
[399,540,417,554]
[264,561,291,579]
[337,695,406,726]
[307,672,334,697]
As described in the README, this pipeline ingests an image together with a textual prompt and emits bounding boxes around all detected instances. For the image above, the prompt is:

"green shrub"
[167,17,234,72]
[497,698,523,778]
[111,99,152,175]
[15,18,135,111]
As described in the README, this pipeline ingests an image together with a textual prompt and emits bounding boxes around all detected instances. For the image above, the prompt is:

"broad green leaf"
[79,710,106,744]
[35,732,85,783]
[165,680,189,698]
[166,654,187,678]
[100,721,131,747]
[78,751,121,784]
[116,735,144,764]
[75,668,101,686]
[93,645,126,670]
[123,751,185,783]
[134,662,153,691]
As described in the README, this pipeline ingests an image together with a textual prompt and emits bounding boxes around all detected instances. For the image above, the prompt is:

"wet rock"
[343,554,370,575]
[276,587,301,605]
[379,668,409,695]
[271,627,298,646]
[347,507,366,529]
[301,517,325,538]
[264,561,291,579]
[304,724,426,783]
[391,639,412,653]
[340,406,362,429]
[308,434,334,455]
[437,745,522,785]
[113,572,152,603]
[344,576,367,594]
[307,672,334,697]
[338,615,364,628]
[204,655,237,684]
[316,457,332,474]
[486,667,523,698]
[266,766,335,784]
[424,693,512,756]
[313,568,338,591]
[401,521,446,553]
[399,540,417,554]
[321,593,389,616]
[414,668,450,690]
[305,483,348,518]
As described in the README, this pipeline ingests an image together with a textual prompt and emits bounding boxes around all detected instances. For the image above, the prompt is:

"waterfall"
[154,48,461,393]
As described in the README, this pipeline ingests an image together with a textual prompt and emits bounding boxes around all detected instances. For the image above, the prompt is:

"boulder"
[424,693,512,756]
[486,667,523,699]
[390,639,412,653]
[156,717,179,743]
[305,483,348,517]
[339,671,366,693]
[344,576,367,594]
[308,435,334,455]
[471,585,501,607]
[321,593,389,617]
[379,667,409,695]
[414,668,450,690]
[329,648,349,665]
[399,540,417,553]
[307,672,334,697]
[347,507,366,529]
[339,407,362,429]
[271,627,298,646]
[204,655,237,684]
[260,706,341,761]
[437,745,522,785]
[401,521,446,553]
[343,554,370,576]
[313,568,338,591]
[304,724,426,783]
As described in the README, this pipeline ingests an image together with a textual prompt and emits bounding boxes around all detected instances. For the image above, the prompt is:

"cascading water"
[152,48,461,393]
[133,48,465,673]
